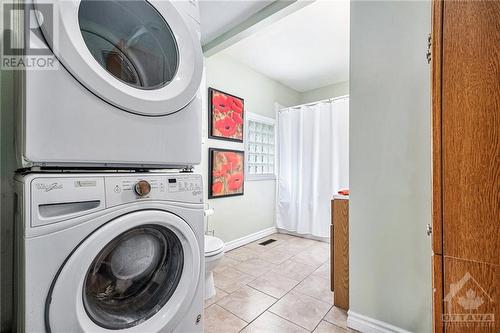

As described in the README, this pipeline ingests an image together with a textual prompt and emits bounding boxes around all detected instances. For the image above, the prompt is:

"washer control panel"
[105,174,203,207]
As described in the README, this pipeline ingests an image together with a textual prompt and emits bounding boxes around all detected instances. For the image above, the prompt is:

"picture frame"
[208,148,245,199]
[208,87,244,142]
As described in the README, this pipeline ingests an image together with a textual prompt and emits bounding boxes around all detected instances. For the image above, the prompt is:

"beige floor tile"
[269,233,298,241]
[272,259,317,281]
[244,236,285,252]
[204,288,228,308]
[204,305,247,333]
[248,271,299,298]
[313,320,348,333]
[241,311,308,333]
[306,243,330,257]
[293,274,333,304]
[214,256,241,273]
[312,261,331,280]
[273,241,313,255]
[226,247,259,262]
[243,242,271,253]
[291,249,329,268]
[323,306,349,329]
[311,241,330,252]
[258,247,294,265]
[255,236,287,248]
[214,267,255,293]
[269,291,331,331]
[234,258,275,277]
[288,236,321,248]
[217,286,276,322]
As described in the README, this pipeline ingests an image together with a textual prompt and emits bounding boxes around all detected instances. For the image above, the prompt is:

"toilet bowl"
[204,235,225,300]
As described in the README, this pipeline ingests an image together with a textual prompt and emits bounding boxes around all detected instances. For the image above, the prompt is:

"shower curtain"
[276,97,349,238]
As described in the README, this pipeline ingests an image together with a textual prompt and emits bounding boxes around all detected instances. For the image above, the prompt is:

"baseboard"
[223,226,277,252]
[347,311,412,333]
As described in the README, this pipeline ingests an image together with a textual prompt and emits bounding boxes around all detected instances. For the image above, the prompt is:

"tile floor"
[204,233,355,333]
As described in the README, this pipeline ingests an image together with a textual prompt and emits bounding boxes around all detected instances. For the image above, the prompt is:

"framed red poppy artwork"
[208,88,244,142]
[209,148,245,199]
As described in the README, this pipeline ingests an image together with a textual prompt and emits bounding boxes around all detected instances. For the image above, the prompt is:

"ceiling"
[218,0,350,92]
[199,0,274,46]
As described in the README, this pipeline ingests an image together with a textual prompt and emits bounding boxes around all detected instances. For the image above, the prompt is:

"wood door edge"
[431,0,444,256]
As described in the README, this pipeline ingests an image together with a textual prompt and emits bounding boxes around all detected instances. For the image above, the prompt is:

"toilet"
[204,235,225,300]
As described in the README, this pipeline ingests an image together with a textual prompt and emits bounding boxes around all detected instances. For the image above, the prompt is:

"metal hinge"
[426,224,433,236]
[426,33,432,64]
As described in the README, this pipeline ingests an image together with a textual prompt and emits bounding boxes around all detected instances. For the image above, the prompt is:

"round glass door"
[33,0,203,115]
[83,225,184,329]
[46,210,201,332]
[78,0,178,89]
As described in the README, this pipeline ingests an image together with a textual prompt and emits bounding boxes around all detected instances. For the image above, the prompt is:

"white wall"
[198,53,301,243]
[349,1,431,332]
[300,81,349,104]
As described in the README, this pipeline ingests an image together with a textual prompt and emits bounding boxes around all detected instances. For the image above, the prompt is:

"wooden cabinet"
[431,1,499,331]
[331,197,349,310]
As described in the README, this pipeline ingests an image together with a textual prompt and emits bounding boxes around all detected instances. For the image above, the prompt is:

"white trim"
[245,112,277,182]
[347,311,413,333]
[202,1,312,56]
[247,112,275,125]
[246,174,276,181]
[223,226,277,252]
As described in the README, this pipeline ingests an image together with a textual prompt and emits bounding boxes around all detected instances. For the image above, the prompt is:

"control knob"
[134,180,151,197]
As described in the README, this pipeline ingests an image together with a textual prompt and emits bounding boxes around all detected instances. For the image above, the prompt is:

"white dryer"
[16,0,203,168]
[14,172,204,332]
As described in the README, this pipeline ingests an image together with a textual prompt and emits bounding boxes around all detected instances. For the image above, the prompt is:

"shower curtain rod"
[279,94,349,111]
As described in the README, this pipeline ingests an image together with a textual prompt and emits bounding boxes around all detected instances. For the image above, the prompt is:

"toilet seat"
[205,235,224,257]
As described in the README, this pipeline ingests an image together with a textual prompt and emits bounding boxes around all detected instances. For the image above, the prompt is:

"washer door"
[47,210,200,332]
[34,0,202,116]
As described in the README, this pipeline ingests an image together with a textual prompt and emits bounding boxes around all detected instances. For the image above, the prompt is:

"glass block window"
[246,113,275,180]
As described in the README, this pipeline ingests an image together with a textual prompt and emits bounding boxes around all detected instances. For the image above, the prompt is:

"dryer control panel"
[104,174,203,207]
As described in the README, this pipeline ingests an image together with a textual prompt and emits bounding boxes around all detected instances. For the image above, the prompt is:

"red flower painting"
[214,117,237,137]
[209,88,244,141]
[209,149,244,198]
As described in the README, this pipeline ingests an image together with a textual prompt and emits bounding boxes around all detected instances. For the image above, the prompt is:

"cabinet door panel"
[333,199,349,310]
[433,254,443,333]
[443,257,499,332]
[442,0,500,265]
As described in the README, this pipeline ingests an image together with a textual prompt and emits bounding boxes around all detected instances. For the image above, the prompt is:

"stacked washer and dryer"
[14,0,206,332]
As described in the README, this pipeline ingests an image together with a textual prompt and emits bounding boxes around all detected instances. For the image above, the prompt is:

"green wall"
[349,1,432,331]
[300,81,349,104]
[198,53,301,243]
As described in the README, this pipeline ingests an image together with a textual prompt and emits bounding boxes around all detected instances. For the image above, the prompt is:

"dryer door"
[34,0,202,116]
[47,210,201,332]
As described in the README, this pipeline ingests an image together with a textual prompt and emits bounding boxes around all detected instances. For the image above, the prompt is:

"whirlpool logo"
[35,182,63,192]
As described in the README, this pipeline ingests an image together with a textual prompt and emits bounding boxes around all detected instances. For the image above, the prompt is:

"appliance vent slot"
[39,200,101,218]
[258,239,277,246]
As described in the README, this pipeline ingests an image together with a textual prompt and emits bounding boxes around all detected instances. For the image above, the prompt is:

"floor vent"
[258,239,277,246]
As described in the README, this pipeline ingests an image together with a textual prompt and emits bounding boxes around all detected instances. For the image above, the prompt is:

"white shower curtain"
[277,98,349,238]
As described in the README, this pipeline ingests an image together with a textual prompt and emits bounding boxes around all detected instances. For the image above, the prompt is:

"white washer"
[16,0,203,168]
[14,172,204,332]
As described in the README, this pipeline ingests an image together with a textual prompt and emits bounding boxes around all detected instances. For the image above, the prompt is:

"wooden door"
[432,1,500,332]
